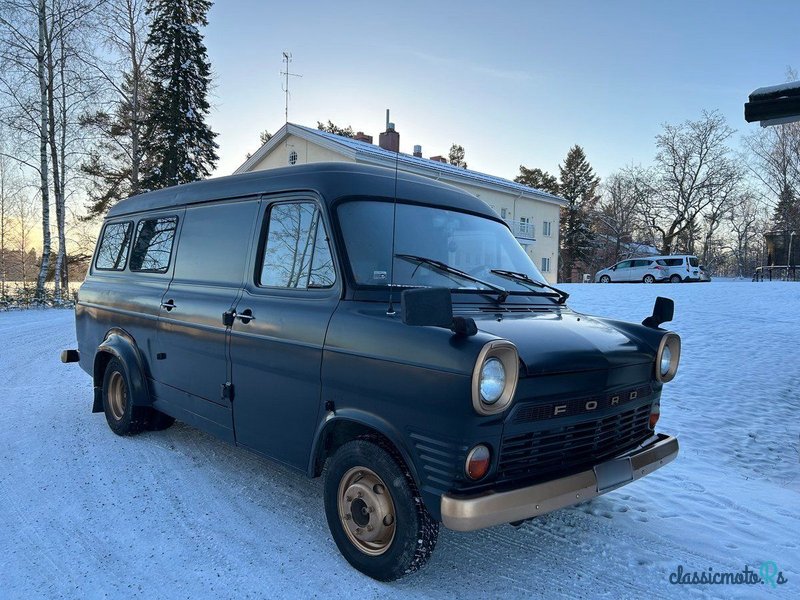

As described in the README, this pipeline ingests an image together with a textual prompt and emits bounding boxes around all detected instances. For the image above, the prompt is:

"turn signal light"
[466,444,491,480]
[649,403,660,429]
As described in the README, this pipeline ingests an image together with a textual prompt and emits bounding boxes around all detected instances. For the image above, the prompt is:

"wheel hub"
[338,467,396,556]
[108,371,127,421]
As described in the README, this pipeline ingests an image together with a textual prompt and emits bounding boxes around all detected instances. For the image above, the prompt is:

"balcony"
[509,219,535,242]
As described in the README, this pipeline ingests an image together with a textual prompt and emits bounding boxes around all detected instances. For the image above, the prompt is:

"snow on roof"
[750,80,800,100]
[237,123,566,205]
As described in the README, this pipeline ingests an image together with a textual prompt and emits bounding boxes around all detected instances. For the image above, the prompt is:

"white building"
[235,122,566,284]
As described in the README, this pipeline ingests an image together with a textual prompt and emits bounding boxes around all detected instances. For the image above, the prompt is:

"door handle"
[161,299,176,311]
[235,309,255,323]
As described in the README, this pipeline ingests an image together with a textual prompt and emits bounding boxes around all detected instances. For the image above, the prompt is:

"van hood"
[473,310,655,376]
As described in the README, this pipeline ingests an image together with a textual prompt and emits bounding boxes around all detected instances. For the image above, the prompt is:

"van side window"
[260,202,335,289]
[95,222,132,270]
[129,216,178,272]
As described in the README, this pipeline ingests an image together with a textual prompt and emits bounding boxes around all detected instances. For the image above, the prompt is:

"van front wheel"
[323,439,439,581]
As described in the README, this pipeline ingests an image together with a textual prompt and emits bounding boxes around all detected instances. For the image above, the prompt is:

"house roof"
[235,123,567,207]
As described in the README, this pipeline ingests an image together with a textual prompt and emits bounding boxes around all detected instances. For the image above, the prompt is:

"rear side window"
[129,216,178,273]
[663,258,682,266]
[259,202,335,289]
[95,222,132,271]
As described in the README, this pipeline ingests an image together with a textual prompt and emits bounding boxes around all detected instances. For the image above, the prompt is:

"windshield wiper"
[490,269,570,304]
[396,254,509,302]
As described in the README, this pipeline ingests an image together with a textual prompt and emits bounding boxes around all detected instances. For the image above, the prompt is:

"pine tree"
[142,0,218,190]
[317,121,355,138]
[449,144,467,168]
[558,145,599,282]
[515,166,559,195]
[772,186,800,232]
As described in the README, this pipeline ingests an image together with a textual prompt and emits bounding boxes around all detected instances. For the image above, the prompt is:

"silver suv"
[595,258,669,283]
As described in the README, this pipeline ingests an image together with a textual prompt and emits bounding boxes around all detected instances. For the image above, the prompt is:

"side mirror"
[401,287,453,328]
[612,265,617,271]
[401,287,477,336]
[642,296,674,328]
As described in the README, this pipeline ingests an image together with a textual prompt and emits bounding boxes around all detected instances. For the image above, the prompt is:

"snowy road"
[1,282,798,599]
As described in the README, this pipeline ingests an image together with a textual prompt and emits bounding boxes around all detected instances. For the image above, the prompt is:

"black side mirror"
[401,287,477,336]
[642,296,674,328]
[401,287,454,328]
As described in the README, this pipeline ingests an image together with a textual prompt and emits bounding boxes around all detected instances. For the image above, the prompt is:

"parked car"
[62,163,681,581]
[594,258,669,283]
[698,265,711,282]
[651,255,702,283]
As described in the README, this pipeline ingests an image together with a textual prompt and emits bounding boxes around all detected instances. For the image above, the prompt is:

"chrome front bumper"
[441,433,679,532]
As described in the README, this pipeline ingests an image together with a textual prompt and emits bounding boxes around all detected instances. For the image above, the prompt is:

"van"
[652,255,701,283]
[62,163,681,581]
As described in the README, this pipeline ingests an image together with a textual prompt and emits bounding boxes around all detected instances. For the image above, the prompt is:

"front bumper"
[440,432,678,531]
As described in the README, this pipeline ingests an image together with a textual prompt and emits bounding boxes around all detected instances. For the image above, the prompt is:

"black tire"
[599,275,611,283]
[643,274,656,284]
[669,274,682,283]
[102,358,150,436]
[323,439,439,581]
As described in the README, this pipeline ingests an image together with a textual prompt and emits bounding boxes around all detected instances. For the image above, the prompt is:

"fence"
[752,265,799,282]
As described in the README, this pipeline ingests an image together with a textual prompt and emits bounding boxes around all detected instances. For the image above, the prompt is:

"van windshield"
[337,200,548,293]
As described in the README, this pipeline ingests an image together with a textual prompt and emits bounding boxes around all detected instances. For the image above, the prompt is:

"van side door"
[229,196,339,469]
[150,198,260,442]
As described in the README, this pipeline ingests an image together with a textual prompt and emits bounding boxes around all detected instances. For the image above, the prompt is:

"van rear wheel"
[643,274,656,284]
[323,439,439,581]
[102,358,149,436]
[669,274,682,283]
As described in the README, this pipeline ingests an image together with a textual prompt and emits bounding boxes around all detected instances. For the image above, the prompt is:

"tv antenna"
[281,52,302,123]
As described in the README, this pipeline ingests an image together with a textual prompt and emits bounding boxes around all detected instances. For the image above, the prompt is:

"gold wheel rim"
[108,371,127,421]
[337,466,396,556]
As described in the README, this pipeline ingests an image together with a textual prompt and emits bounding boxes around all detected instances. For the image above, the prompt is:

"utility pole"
[281,52,302,123]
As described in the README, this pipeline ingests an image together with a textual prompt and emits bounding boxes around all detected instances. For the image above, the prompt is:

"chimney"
[379,121,400,153]
[413,145,422,158]
[354,131,373,144]
[430,155,447,163]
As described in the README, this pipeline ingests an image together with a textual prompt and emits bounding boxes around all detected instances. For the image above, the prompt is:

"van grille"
[498,403,652,482]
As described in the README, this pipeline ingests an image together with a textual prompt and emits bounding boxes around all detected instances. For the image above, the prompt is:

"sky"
[205,1,798,182]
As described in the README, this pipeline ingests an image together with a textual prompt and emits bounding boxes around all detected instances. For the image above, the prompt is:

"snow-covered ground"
[1,281,797,599]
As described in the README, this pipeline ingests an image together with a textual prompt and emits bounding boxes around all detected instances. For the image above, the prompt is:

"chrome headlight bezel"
[655,333,681,383]
[472,340,519,415]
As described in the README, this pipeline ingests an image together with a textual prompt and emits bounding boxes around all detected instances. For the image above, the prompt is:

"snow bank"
[1,282,797,598]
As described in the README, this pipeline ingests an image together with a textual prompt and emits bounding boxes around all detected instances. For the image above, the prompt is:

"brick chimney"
[413,145,422,158]
[379,122,400,153]
[354,131,373,144]
[430,155,447,163]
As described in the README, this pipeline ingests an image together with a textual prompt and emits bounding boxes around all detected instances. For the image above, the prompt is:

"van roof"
[107,162,500,219]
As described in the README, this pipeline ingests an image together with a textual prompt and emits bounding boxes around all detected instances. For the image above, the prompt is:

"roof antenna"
[387,109,400,316]
[281,51,302,123]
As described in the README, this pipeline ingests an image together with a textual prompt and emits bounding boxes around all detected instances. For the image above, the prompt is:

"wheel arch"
[309,410,421,490]
[92,329,151,412]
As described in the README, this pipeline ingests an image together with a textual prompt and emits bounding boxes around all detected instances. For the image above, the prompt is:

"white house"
[235,122,566,284]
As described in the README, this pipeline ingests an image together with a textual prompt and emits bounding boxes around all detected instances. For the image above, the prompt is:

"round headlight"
[480,358,505,404]
[660,345,672,376]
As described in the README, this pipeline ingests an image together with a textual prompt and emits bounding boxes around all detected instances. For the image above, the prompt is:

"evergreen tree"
[515,166,559,195]
[448,144,467,168]
[558,145,599,282]
[772,186,800,232]
[142,0,218,190]
[317,120,355,138]
[81,71,152,217]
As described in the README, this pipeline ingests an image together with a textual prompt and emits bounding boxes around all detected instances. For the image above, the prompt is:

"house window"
[288,150,298,165]
[519,217,531,236]
[500,208,507,219]
[541,257,551,272]
[543,221,552,237]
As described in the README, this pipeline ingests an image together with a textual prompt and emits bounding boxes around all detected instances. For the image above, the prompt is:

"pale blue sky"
[204,0,800,182]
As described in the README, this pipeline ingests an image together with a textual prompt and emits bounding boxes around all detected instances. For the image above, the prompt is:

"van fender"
[92,329,151,413]
[308,408,422,490]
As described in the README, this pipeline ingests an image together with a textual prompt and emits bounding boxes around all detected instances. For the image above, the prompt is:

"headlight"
[480,358,505,404]
[472,341,519,415]
[655,333,680,383]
